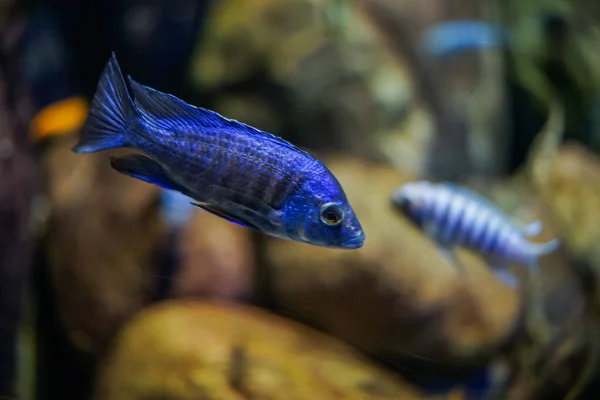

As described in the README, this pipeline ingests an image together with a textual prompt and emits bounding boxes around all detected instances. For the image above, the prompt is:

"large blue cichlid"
[72,53,365,249]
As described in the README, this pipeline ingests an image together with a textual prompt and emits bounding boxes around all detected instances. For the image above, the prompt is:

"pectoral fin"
[423,220,440,241]
[110,154,188,194]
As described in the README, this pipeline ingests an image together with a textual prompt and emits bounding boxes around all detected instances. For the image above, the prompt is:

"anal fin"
[484,255,520,289]
[438,246,462,270]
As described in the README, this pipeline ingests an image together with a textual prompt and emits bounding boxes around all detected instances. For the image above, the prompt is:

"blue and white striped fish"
[391,181,560,287]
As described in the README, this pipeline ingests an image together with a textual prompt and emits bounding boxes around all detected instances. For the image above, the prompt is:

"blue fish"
[421,21,507,56]
[72,53,365,249]
[391,181,560,287]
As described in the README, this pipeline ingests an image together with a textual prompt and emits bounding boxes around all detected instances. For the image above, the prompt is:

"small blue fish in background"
[421,21,507,57]
[72,53,365,249]
[160,189,197,230]
[391,181,560,287]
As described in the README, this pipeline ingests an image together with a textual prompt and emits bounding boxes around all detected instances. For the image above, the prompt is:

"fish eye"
[319,202,344,226]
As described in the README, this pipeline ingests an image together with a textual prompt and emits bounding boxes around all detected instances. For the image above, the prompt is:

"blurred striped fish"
[421,21,507,56]
[391,181,560,287]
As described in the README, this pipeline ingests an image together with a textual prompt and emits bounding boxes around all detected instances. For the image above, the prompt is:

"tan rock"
[189,0,416,163]
[498,141,600,399]
[44,135,164,354]
[95,300,425,400]
[172,209,254,301]
[539,142,600,273]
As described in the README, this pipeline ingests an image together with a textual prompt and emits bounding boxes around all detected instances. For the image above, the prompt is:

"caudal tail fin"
[530,237,560,258]
[72,53,136,153]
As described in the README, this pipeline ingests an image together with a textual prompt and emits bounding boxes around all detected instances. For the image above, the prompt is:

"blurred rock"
[534,142,600,306]
[189,0,423,168]
[95,300,425,400]
[44,134,165,354]
[476,174,595,399]
[170,209,254,301]
[504,316,598,400]
[263,156,520,362]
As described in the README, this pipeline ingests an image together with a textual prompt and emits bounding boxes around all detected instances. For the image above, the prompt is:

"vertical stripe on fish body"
[70,53,365,249]
[391,181,559,266]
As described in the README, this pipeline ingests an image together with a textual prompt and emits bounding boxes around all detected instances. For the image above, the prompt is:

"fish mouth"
[340,235,365,249]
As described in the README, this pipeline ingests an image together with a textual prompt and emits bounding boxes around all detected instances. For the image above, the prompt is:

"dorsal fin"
[127,77,315,159]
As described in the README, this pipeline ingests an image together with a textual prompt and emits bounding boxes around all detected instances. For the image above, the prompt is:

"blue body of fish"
[391,181,559,286]
[72,53,364,249]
